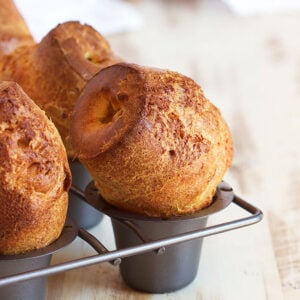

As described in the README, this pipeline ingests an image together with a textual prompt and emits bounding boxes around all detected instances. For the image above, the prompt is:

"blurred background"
[14,0,300,299]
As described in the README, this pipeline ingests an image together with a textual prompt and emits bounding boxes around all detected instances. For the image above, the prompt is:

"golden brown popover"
[0,81,71,255]
[0,21,121,158]
[71,63,233,217]
[0,0,34,55]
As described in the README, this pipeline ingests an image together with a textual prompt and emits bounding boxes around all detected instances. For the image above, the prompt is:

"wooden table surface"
[47,1,300,299]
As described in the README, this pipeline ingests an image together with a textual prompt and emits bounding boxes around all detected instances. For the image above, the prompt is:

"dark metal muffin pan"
[0,181,263,295]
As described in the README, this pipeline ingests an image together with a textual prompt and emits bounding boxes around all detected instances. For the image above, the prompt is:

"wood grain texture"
[46,0,300,298]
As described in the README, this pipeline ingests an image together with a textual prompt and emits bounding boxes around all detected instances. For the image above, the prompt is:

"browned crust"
[71,63,234,217]
[0,21,121,158]
[0,0,34,55]
[71,63,146,158]
[0,81,71,255]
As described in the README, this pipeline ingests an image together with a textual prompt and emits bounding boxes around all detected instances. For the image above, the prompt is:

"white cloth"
[221,0,300,16]
[14,0,143,41]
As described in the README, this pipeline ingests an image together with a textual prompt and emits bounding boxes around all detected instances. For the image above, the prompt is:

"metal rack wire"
[0,184,263,288]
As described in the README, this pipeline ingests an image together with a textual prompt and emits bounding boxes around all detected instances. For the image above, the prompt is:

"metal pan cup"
[0,218,78,300]
[86,181,234,293]
[68,160,103,229]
